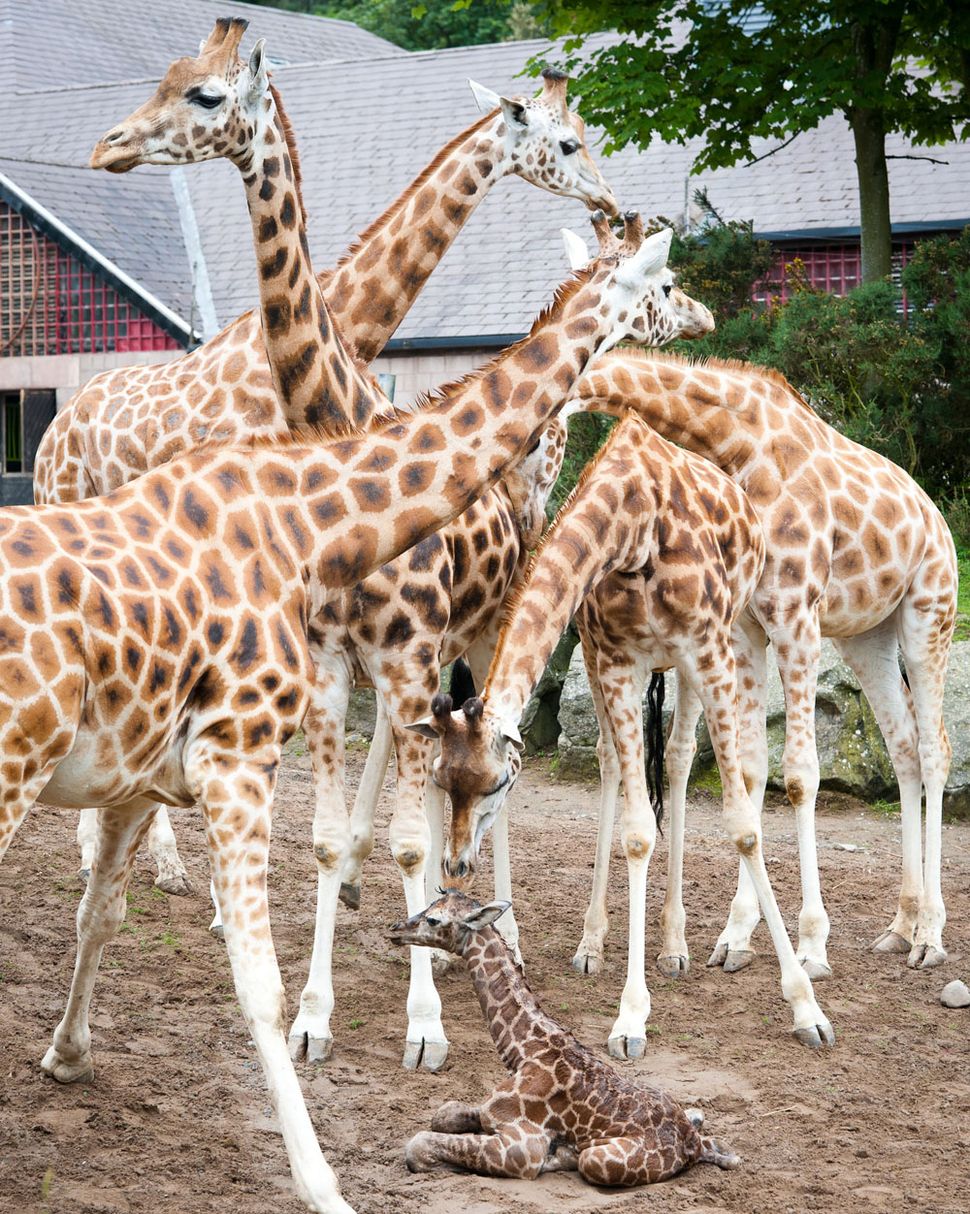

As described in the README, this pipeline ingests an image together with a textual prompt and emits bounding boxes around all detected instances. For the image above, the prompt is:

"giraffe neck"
[573,353,764,475]
[236,88,380,432]
[460,929,564,1072]
[484,433,641,722]
[321,111,509,368]
[283,268,627,606]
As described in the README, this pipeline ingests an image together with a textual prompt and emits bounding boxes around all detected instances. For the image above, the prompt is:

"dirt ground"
[1,746,968,1214]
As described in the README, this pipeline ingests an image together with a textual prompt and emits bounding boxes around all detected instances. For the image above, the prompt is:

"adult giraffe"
[567,349,957,976]
[65,16,617,898]
[413,406,834,1052]
[0,214,698,1211]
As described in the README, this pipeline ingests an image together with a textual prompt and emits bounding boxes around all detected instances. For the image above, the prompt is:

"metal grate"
[754,238,916,308]
[0,201,181,357]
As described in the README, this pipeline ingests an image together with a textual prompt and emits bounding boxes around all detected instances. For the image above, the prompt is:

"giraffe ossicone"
[391,891,740,1186]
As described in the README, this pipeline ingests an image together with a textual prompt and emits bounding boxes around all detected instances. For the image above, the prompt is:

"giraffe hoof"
[403,1038,449,1073]
[154,871,192,897]
[209,922,225,941]
[799,958,832,982]
[339,882,361,911]
[909,943,946,970]
[404,1131,439,1173]
[77,867,91,885]
[722,949,756,973]
[571,949,604,976]
[871,928,911,955]
[607,1035,646,1061]
[40,1046,94,1085]
[288,1031,334,1064]
[685,1107,705,1128]
[792,1021,835,1050]
[656,952,690,978]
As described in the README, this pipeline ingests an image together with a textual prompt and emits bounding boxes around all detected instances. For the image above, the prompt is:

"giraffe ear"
[561,227,590,271]
[499,95,528,130]
[405,716,443,740]
[468,79,501,113]
[616,227,673,290]
[461,901,512,931]
[497,716,524,752]
[247,39,268,101]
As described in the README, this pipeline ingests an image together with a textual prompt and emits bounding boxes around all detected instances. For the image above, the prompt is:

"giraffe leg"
[196,748,354,1214]
[832,620,923,957]
[708,613,768,972]
[898,573,954,970]
[431,1101,482,1133]
[595,651,656,1061]
[578,1135,693,1186]
[572,635,619,977]
[405,1124,550,1178]
[42,803,156,1084]
[424,776,453,977]
[208,877,223,938]
[145,804,192,895]
[289,665,352,1063]
[772,615,831,981]
[540,1142,580,1173]
[75,807,98,882]
[339,693,390,909]
[695,647,834,1047]
[657,678,702,978]
[464,636,522,966]
[386,712,448,1072]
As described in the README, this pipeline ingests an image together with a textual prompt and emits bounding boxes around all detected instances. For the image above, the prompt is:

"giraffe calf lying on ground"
[391,891,739,1186]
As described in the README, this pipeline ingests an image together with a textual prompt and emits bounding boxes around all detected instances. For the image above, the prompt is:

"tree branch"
[886,153,949,165]
[742,132,800,167]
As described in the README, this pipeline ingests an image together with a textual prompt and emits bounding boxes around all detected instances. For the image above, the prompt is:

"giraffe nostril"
[104,129,126,145]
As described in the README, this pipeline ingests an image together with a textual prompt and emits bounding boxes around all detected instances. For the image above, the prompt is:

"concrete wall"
[0,345,496,412]
[0,350,183,409]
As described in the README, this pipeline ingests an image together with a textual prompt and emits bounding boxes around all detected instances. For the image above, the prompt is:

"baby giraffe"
[390,891,738,1187]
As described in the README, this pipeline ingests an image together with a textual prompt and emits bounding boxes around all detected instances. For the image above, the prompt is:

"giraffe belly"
[37,724,193,810]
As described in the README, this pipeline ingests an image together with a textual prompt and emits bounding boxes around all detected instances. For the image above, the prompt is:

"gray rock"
[553,639,970,816]
[940,979,970,1009]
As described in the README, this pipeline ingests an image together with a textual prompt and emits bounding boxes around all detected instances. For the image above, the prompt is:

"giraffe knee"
[622,833,653,863]
[732,830,760,857]
[391,842,427,876]
[312,823,351,873]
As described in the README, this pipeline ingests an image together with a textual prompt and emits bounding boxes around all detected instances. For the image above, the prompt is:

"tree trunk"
[850,108,893,284]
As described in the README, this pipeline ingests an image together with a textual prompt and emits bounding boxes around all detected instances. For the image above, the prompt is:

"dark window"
[0,389,56,502]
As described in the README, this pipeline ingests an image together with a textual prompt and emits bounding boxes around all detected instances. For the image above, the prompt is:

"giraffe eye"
[560,139,579,155]
[190,92,223,110]
[663,283,672,297]
[425,916,441,927]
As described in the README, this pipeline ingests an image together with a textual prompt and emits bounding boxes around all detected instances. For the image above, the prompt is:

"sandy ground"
[1,746,969,1214]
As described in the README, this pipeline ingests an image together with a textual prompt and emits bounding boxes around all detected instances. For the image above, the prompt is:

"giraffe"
[286,238,714,1071]
[35,49,617,499]
[565,349,957,977]
[409,407,836,1051]
[284,415,569,1072]
[57,21,619,896]
[0,217,698,1212]
[390,891,740,1186]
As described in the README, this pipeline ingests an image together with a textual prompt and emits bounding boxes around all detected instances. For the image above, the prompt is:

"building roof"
[0,0,402,93]
[1,28,967,347]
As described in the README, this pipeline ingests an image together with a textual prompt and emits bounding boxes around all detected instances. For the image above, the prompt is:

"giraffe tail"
[645,672,665,832]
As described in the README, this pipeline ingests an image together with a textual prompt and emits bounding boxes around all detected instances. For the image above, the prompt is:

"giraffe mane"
[613,349,818,416]
[268,82,307,228]
[409,267,596,417]
[327,112,496,276]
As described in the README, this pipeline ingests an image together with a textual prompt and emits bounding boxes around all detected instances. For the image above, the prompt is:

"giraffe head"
[390,890,511,956]
[502,417,568,549]
[468,68,618,215]
[90,18,267,173]
[562,212,715,340]
[408,692,524,881]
